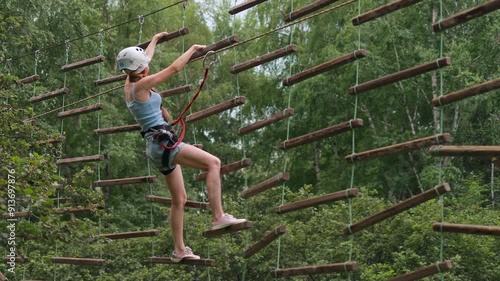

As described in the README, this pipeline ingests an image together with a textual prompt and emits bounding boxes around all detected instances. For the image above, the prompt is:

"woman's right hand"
[191,44,206,52]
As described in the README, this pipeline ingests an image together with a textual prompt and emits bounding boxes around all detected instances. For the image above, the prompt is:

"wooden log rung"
[159,84,194,98]
[428,145,500,157]
[352,0,425,26]
[3,257,29,264]
[55,204,103,214]
[203,221,253,238]
[388,260,452,281]
[35,137,66,145]
[18,75,40,85]
[145,195,211,210]
[148,257,215,266]
[57,154,105,165]
[344,183,450,235]
[94,124,141,136]
[195,158,252,181]
[345,133,452,163]
[493,157,500,166]
[30,88,70,103]
[240,172,290,199]
[281,119,363,150]
[137,28,190,49]
[229,0,269,15]
[433,77,500,107]
[0,272,6,281]
[270,262,358,278]
[283,49,367,86]
[97,229,159,240]
[2,211,33,219]
[238,108,295,136]
[57,103,104,119]
[277,188,358,214]
[189,35,239,62]
[433,0,500,32]
[432,222,500,236]
[61,56,105,72]
[186,96,247,123]
[94,74,127,86]
[230,45,298,74]
[92,176,156,187]
[284,0,341,22]
[52,257,107,266]
[349,57,451,95]
[244,225,286,258]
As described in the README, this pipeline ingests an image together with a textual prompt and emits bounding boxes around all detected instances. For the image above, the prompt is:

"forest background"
[0,0,499,280]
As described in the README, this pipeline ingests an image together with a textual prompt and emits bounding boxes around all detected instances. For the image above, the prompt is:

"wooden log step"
[238,108,295,136]
[97,229,159,240]
[277,188,358,215]
[344,183,450,235]
[195,158,252,181]
[429,145,500,157]
[432,222,500,236]
[352,0,425,26]
[203,221,253,238]
[61,56,105,72]
[52,257,106,266]
[94,74,127,86]
[229,0,269,15]
[18,75,40,85]
[92,176,156,187]
[186,96,247,123]
[345,133,452,163]
[284,0,341,22]
[145,195,210,210]
[159,84,194,98]
[2,211,33,219]
[57,103,104,119]
[57,154,106,165]
[0,272,6,281]
[388,260,452,281]
[433,0,500,32]
[137,28,190,49]
[432,77,500,107]
[35,136,66,145]
[54,204,104,214]
[30,88,70,103]
[244,225,286,258]
[3,257,29,263]
[189,35,239,62]
[148,256,215,266]
[283,49,367,86]
[240,172,290,199]
[348,57,451,95]
[93,124,141,136]
[230,45,298,74]
[493,157,500,166]
[270,262,358,278]
[281,119,363,150]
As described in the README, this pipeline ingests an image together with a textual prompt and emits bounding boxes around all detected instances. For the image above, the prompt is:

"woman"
[116,32,247,262]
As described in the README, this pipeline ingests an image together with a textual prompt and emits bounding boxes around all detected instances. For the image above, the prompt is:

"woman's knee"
[171,191,187,207]
[206,155,221,171]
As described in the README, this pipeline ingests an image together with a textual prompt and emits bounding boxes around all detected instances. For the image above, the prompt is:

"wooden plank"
[284,0,341,22]
[3,257,29,263]
[186,96,246,123]
[244,225,286,258]
[230,45,298,74]
[195,158,252,181]
[432,223,500,236]
[348,57,451,95]
[61,55,105,72]
[18,75,40,85]
[433,0,500,32]
[238,108,295,136]
[240,172,290,199]
[52,257,106,266]
[228,0,269,15]
[94,74,127,86]
[203,221,253,238]
[352,0,425,26]
[2,211,33,219]
[277,188,358,214]
[428,145,500,157]
[92,176,156,187]
[148,257,215,266]
[137,28,190,49]
[388,260,452,281]
[145,195,211,210]
[158,84,193,98]
[189,35,239,62]
[35,137,66,145]
[280,119,363,150]
[345,133,452,162]
[97,229,159,240]
[344,183,450,235]
[270,262,358,277]
[93,124,141,136]
[30,88,70,103]
[57,103,104,119]
[57,154,105,165]
[432,77,500,107]
[283,49,366,86]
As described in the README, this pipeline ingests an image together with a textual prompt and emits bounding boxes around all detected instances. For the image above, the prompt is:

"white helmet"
[116,46,151,74]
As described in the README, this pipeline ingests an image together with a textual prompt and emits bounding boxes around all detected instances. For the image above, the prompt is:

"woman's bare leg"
[164,165,187,254]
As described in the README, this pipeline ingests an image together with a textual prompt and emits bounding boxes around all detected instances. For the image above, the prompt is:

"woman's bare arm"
[145,32,168,60]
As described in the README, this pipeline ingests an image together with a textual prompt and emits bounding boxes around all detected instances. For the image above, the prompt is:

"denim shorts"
[144,131,185,175]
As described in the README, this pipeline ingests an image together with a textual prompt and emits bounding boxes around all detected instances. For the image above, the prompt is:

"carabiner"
[202,50,217,70]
